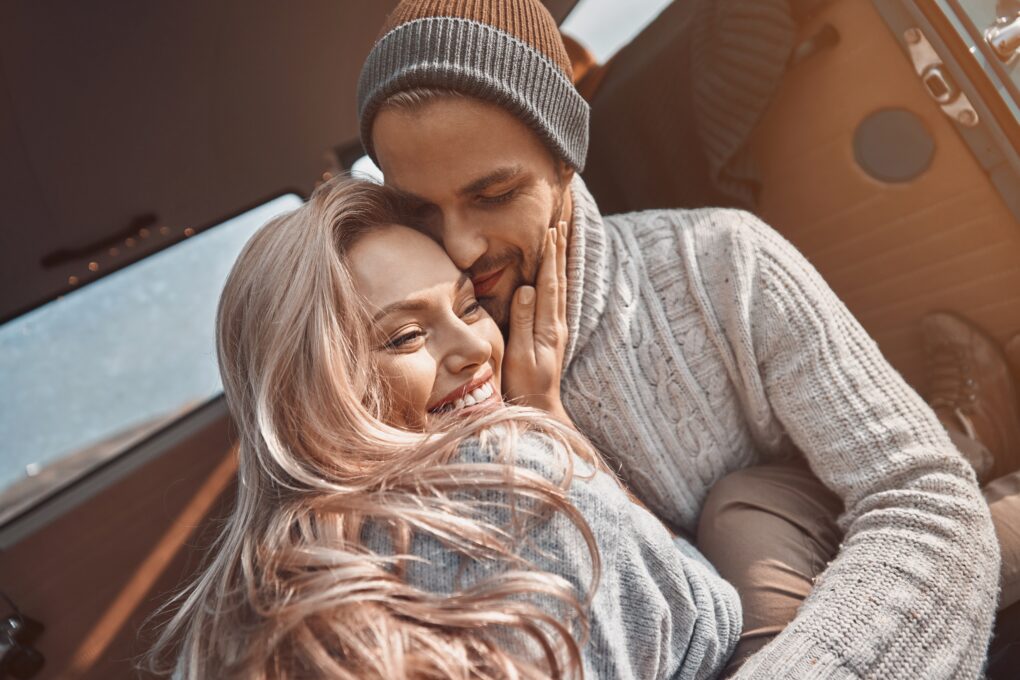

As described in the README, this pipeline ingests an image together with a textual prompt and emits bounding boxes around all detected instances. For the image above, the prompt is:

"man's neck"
[561,173,607,368]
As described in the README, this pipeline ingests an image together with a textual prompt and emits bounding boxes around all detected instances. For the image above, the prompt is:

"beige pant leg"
[698,462,1020,676]
[696,462,842,677]
[986,470,1020,609]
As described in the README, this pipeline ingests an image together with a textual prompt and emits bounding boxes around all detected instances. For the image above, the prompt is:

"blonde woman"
[143,176,741,680]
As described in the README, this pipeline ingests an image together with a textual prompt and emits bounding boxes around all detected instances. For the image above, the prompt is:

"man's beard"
[478,189,566,335]
[475,253,530,335]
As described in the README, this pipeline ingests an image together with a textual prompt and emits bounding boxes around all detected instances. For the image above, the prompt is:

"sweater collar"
[564,174,608,367]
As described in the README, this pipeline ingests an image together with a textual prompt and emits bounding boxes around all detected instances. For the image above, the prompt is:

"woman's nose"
[441,318,492,374]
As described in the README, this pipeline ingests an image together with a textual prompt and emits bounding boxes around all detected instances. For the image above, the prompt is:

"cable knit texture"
[561,175,1000,678]
[362,434,742,679]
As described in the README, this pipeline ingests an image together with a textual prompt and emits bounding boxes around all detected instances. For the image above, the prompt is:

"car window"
[0,194,303,525]
[561,0,673,62]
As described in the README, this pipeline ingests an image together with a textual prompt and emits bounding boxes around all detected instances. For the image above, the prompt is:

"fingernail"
[519,286,535,304]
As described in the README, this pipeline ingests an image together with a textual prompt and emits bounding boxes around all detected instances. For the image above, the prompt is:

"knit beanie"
[357,0,590,171]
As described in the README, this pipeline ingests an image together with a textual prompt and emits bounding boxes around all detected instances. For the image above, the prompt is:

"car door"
[750,0,1020,390]
[582,0,1020,395]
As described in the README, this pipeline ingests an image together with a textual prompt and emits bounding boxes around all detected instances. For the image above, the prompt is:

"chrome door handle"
[986,14,1020,63]
[904,28,980,127]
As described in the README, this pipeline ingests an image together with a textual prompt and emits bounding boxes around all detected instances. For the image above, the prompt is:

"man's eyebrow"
[371,273,471,323]
[458,165,525,197]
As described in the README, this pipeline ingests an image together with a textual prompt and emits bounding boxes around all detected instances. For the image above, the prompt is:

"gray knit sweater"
[365,436,742,679]
[561,176,1000,678]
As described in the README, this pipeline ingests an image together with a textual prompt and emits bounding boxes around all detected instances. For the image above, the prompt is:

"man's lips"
[471,267,505,297]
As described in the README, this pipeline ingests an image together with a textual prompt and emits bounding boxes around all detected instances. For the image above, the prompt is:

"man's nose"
[439,212,488,271]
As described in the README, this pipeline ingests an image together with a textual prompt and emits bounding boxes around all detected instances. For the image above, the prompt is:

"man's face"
[372,96,573,331]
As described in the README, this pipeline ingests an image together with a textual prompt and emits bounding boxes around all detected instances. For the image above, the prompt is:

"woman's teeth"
[444,381,495,412]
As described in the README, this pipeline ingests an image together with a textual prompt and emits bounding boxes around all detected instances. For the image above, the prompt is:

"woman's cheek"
[377,352,436,427]
[483,318,505,392]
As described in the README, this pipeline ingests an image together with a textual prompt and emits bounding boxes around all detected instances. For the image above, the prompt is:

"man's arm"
[691,210,999,678]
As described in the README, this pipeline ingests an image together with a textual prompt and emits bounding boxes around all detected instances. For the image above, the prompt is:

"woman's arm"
[376,434,742,679]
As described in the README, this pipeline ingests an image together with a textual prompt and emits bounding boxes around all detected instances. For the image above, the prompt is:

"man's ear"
[558,161,575,226]
[559,161,575,187]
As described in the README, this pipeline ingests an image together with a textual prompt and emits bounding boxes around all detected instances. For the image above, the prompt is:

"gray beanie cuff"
[358,17,590,171]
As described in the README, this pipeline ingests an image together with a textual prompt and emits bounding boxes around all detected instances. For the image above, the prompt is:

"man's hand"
[502,220,573,425]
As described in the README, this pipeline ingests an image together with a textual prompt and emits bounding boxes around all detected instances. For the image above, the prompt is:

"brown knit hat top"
[358,0,590,170]
[379,0,573,79]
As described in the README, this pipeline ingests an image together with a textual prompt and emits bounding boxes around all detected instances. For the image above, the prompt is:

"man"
[356,1,1002,677]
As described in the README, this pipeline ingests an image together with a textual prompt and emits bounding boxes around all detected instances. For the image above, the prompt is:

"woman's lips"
[451,390,501,416]
[471,267,505,297]
[430,385,497,417]
[427,370,495,412]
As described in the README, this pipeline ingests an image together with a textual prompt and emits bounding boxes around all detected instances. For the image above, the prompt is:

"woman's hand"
[502,220,573,425]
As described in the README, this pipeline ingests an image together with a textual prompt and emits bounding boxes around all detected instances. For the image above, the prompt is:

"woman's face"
[349,225,505,428]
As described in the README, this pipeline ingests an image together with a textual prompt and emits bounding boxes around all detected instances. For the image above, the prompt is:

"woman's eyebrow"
[372,274,471,323]
[372,299,428,323]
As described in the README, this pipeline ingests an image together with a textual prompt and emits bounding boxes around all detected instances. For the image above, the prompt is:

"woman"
[143,176,741,679]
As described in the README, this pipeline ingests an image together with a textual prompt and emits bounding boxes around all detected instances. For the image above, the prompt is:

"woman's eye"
[385,329,424,350]
[461,300,483,318]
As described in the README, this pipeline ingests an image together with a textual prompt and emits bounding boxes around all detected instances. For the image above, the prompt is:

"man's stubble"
[479,184,567,336]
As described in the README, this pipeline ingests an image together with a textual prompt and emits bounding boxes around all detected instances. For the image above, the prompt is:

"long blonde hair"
[143,176,609,679]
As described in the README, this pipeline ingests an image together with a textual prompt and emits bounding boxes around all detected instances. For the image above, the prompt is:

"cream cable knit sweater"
[560,176,999,679]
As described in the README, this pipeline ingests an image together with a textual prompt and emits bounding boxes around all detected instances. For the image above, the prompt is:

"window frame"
[0,397,230,548]
[0,190,304,534]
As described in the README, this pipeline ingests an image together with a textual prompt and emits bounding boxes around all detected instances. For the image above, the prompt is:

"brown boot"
[921,312,1020,481]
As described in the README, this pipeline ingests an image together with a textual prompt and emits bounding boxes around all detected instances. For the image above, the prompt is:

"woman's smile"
[428,369,498,414]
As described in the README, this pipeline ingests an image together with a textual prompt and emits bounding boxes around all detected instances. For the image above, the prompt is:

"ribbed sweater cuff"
[735,635,858,680]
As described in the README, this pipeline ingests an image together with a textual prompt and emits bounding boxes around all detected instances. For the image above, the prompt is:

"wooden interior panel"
[751,0,1020,390]
[0,408,237,680]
